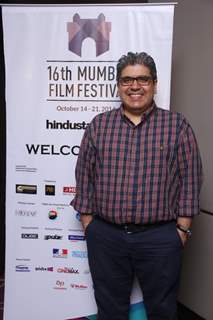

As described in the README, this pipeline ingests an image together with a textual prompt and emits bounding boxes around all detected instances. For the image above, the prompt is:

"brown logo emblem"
[67,13,111,57]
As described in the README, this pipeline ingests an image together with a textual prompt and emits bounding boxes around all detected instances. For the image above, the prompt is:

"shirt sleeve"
[70,122,96,214]
[177,120,203,217]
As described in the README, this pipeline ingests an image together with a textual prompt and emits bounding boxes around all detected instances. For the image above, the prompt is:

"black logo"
[45,185,55,196]
[44,234,63,240]
[46,120,89,130]
[21,233,38,239]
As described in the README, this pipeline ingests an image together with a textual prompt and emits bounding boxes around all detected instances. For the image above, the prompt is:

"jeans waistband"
[95,215,174,233]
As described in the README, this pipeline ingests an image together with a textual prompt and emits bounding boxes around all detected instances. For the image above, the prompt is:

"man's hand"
[176,228,188,247]
[80,214,93,232]
[176,217,192,247]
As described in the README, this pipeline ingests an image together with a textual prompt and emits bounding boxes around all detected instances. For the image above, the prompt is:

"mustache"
[127,89,144,94]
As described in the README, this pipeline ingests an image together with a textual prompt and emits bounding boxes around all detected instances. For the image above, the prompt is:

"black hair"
[116,52,157,82]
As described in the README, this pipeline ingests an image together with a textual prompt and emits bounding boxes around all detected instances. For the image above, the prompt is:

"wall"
[149,1,213,319]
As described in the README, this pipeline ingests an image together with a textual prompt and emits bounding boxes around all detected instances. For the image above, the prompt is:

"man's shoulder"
[155,107,186,123]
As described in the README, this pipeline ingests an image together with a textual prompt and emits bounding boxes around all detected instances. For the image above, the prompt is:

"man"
[71,52,203,320]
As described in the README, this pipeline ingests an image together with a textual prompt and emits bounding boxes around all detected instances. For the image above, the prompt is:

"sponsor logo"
[44,234,63,240]
[70,283,88,290]
[26,144,80,156]
[21,233,38,239]
[16,184,37,194]
[15,209,37,217]
[67,13,111,57]
[53,248,68,258]
[71,251,87,258]
[54,280,67,290]
[68,235,85,241]
[16,265,30,272]
[48,210,58,220]
[63,186,76,194]
[46,120,89,130]
[35,267,54,272]
[57,267,79,274]
[45,185,55,196]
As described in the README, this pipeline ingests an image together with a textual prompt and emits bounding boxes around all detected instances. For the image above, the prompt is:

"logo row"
[15,210,81,222]
[20,234,85,241]
[16,185,76,195]
[16,265,89,274]
[16,249,87,259]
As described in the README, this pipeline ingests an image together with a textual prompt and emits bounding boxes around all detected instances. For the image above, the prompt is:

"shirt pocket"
[145,143,176,170]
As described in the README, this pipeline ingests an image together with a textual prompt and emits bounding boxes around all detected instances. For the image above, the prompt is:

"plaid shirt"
[71,102,203,224]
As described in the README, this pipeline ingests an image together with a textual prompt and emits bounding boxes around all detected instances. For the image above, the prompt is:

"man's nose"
[130,79,141,89]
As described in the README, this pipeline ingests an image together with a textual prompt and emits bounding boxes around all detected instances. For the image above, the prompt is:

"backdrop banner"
[2,4,174,320]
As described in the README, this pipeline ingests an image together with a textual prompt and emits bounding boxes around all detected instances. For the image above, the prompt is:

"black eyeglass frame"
[118,75,154,86]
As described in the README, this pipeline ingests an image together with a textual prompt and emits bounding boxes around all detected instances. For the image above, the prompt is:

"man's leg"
[131,222,183,320]
[86,218,134,320]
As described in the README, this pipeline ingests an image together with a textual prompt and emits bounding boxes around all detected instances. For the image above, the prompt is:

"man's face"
[117,64,157,115]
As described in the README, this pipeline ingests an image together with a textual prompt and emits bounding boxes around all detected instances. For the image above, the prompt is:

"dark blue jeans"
[86,217,183,320]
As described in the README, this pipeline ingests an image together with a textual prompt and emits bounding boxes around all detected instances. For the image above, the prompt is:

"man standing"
[71,52,203,320]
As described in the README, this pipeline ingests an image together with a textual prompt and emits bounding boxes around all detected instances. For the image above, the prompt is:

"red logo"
[63,186,76,194]
[70,283,87,290]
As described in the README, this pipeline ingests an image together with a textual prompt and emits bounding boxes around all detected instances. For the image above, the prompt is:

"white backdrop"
[2,4,174,320]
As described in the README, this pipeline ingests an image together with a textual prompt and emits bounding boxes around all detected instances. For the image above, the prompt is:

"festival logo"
[67,13,111,57]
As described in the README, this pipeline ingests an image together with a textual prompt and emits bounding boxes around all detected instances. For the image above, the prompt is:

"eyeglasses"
[119,75,153,86]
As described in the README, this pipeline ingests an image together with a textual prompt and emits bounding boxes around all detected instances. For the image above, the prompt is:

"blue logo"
[68,235,85,241]
[71,250,87,258]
